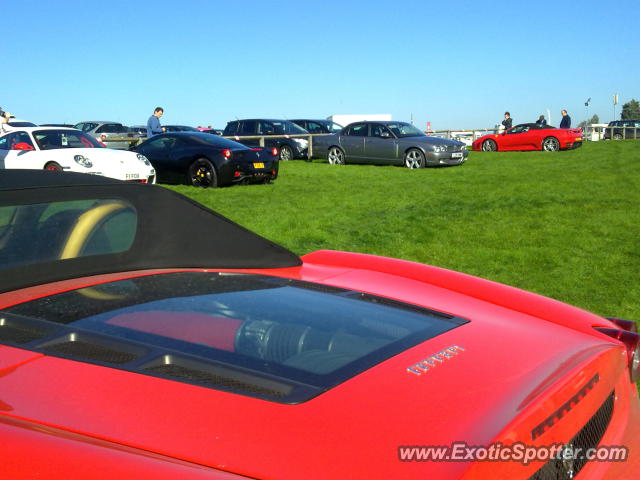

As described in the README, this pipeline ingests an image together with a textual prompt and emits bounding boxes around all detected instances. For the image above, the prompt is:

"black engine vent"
[38,332,148,365]
[141,354,293,399]
[528,391,615,480]
[0,315,60,344]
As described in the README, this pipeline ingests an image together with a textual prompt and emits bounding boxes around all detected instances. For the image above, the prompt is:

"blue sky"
[6,0,638,130]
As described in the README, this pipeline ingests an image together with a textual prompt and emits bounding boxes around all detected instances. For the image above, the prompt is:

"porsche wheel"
[327,147,345,165]
[542,137,560,152]
[44,162,63,171]
[404,148,425,169]
[482,139,497,151]
[279,145,293,161]
[188,158,217,188]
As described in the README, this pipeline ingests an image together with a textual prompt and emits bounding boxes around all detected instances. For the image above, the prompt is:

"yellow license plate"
[575,137,582,141]
[253,162,265,168]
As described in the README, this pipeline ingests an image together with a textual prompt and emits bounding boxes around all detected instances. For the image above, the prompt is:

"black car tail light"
[222,149,232,158]
[606,317,638,333]
[271,147,278,156]
[594,327,640,382]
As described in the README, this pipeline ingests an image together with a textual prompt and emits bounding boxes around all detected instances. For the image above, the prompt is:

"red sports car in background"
[473,123,583,152]
[0,171,637,479]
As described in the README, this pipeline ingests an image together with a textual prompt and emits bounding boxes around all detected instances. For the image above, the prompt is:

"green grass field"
[167,140,640,322]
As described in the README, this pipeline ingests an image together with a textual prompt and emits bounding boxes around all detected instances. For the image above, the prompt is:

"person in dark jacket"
[502,112,512,131]
[536,115,547,127]
[559,110,571,129]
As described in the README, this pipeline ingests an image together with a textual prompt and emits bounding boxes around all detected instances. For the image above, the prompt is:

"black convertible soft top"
[0,170,301,293]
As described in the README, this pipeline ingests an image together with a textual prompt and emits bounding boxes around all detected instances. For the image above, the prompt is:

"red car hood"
[0,253,634,479]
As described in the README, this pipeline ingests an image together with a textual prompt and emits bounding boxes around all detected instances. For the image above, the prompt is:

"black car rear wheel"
[613,133,623,140]
[327,147,345,165]
[482,139,497,151]
[188,158,218,188]
[279,145,293,161]
[404,148,425,169]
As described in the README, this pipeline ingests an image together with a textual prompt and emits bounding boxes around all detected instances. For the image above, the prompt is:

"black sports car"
[131,132,279,187]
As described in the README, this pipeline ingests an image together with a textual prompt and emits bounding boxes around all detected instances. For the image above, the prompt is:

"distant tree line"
[578,114,600,128]
[621,99,640,120]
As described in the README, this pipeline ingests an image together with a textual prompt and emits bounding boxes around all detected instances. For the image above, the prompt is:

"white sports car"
[0,127,155,183]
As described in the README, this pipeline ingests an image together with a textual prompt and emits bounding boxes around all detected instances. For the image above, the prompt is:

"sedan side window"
[239,121,257,135]
[306,122,324,134]
[370,124,392,138]
[0,136,9,150]
[97,124,122,134]
[224,122,239,135]
[257,121,275,135]
[76,123,97,132]
[346,124,368,136]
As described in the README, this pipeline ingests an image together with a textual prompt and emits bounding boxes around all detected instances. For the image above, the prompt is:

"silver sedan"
[313,121,468,168]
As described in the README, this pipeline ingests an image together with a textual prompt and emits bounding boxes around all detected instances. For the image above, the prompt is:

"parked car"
[129,125,148,137]
[223,119,309,161]
[472,123,583,152]
[313,121,468,168]
[201,128,224,135]
[0,127,155,182]
[603,119,640,140]
[131,131,279,187]
[40,123,74,128]
[73,121,137,149]
[0,169,638,479]
[0,118,38,134]
[291,119,344,134]
[162,125,199,132]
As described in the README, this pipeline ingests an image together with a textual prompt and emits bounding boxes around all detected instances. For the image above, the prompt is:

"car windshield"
[33,130,105,150]
[386,123,425,138]
[2,272,468,403]
[272,121,308,135]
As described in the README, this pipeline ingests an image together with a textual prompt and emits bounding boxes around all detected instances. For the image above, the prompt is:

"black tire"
[188,158,218,187]
[482,139,497,151]
[279,145,293,161]
[404,148,426,169]
[44,162,63,171]
[542,137,560,152]
[327,146,345,165]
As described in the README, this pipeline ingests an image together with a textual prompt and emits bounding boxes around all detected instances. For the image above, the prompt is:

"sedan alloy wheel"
[279,145,293,161]
[404,148,425,169]
[327,147,345,165]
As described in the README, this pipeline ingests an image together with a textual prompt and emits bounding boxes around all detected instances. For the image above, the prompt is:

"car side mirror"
[380,131,391,138]
[12,142,34,151]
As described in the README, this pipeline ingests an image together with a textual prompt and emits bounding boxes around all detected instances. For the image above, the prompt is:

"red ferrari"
[0,171,638,479]
[472,123,583,152]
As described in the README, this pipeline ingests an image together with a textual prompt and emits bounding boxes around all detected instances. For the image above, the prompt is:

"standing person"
[146,107,165,138]
[502,112,512,131]
[559,109,571,129]
[536,115,547,127]
[0,107,11,134]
